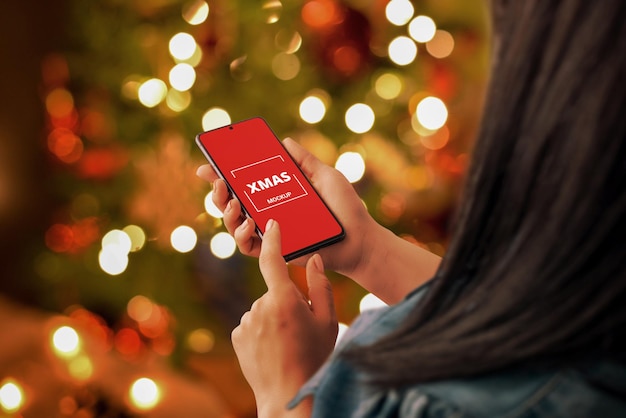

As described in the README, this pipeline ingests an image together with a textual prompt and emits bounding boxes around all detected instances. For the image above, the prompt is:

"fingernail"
[239,218,249,231]
[312,254,324,272]
[265,219,275,231]
[226,200,232,212]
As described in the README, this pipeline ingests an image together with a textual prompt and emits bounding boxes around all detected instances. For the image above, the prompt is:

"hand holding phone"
[196,117,345,261]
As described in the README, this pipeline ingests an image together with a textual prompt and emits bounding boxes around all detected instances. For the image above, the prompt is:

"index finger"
[258,219,291,290]
[282,138,326,180]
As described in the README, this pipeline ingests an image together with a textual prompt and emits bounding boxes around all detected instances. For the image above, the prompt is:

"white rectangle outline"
[232,154,308,213]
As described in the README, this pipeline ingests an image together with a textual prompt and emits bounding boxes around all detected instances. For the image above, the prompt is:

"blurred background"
[0,0,489,416]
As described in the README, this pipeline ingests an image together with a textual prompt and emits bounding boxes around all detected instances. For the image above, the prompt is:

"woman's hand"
[231,219,337,418]
[197,137,442,303]
[196,137,376,277]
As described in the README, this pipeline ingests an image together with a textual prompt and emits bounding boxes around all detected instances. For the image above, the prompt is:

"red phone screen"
[196,117,345,260]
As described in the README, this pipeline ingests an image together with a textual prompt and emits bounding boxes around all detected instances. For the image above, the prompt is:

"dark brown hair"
[347,0,626,385]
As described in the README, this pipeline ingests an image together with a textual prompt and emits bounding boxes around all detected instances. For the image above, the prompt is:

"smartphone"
[196,117,345,261]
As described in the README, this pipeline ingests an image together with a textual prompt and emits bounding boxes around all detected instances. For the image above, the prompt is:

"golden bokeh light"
[201,107,231,131]
[187,328,215,353]
[129,378,161,410]
[262,0,283,24]
[138,78,167,108]
[275,29,302,53]
[272,52,301,80]
[0,380,24,413]
[182,0,209,25]
[52,326,81,357]
[426,30,455,59]
[374,72,404,100]
[123,225,146,252]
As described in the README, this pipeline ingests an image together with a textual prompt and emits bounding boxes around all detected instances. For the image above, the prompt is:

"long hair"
[346,0,626,385]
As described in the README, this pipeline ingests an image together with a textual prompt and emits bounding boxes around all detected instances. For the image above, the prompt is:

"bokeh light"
[170,225,197,253]
[275,29,302,53]
[204,191,224,218]
[138,78,167,108]
[335,152,366,183]
[52,326,81,357]
[123,225,146,252]
[301,0,342,28]
[210,232,237,259]
[182,0,209,25]
[385,0,414,26]
[272,52,301,80]
[374,72,404,100]
[388,36,418,66]
[202,108,231,131]
[335,322,349,347]
[416,96,448,130]
[426,30,455,59]
[169,63,196,91]
[359,293,387,312]
[168,32,197,60]
[45,88,74,119]
[102,229,132,255]
[0,380,24,413]
[99,246,129,275]
[299,95,327,124]
[127,295,154,323]
[166,89,192,112]
[262,0,283,24]
[129,378,160,410]
[187,328,215,353]
[408,15,437,43]
[345,103,375,134]
[68,355,94,380]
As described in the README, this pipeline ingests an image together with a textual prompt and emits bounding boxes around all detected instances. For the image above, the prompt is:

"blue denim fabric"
[289,284,626,417]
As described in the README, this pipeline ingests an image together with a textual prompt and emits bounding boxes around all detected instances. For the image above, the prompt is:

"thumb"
[305,254,336,323]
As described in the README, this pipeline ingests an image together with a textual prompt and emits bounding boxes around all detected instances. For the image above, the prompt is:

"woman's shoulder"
[407,360,626,418]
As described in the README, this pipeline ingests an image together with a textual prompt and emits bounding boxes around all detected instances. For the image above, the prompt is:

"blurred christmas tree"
[3,0,489,416]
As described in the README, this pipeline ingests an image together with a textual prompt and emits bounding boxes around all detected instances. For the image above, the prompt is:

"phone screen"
[196,117,345,260]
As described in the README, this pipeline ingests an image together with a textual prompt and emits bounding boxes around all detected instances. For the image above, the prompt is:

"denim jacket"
[290,285,626,417]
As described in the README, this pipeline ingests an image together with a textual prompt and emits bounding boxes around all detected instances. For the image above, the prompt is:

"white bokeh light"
[182,0,209,25]
[388,36,418,66]
[99,246,129,275]
[385,0,414,26]
[102,229,132,255]
[204,191,224,218]
[210,232,237,259]
[335,322,350,348]
[202,108,231,131]
[0,381,24,413]
[52,326,80,356]
[335,152,366,183]
[416,96,448,130]
[408,15,437,43]
[138,78,167,108]
[171,226,198,253]
[129,378,160,410]
[345,103,375,134]
[169,32,197,60]
[359,293,388,313]
[299,96,327,124]
[169,63,196,91]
